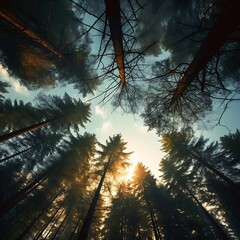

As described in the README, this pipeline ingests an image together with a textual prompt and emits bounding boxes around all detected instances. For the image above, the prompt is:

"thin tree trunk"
[50,209,71,240]
[70,213,83,240]
[33,205,64,240]
[0,146,34,163]
[0,165,54,217]
[17,188,63,240]
[43,211,64,240]
[153,213,162,240]
[0,115,62,143]
[171,0,240,103]
[0,4,63,59]
[186,187,230,240]
[191,152,240,191]
[58,219,70,240]
[105,0,125,85]
[144,189,160,240]
[77,155,112,240]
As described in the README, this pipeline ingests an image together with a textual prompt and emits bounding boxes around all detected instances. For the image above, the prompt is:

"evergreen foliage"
[0,1,239,239]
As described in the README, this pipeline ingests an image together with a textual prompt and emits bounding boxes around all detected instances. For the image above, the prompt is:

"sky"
[1,61,239,180]
[1,0,239,180]
[0,64,163,177]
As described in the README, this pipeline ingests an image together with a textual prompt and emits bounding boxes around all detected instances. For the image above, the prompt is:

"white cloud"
[97,121,112,134]
[0,66,8,79]
[12,81,29,96]
[0,65,29,96]
[95,105,106,119]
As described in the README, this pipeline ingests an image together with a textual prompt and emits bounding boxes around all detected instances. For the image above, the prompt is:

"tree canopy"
[0,1,239,239]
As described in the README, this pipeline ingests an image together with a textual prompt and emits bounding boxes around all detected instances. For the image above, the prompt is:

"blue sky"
[0,64,163,177]
[1,63,239,179]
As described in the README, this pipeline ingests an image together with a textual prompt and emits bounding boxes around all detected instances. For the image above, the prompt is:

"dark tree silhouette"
[0,0,99,94]
[171,0,240,103]
[77,134,131,240]
[161,131,240,189]
[0,93,91,143]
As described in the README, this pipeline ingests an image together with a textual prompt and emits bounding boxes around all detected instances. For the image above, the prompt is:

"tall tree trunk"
[17,188,63,240]
[0,165,54,217]
[58,219,71,240]
[186,187,230,240]
[70,213,83,240]
[0,3,63,59]
[43,211,65,240]
[0,146,34,163]
[153,213,162,240]
[34,205,64,240]
[191,152,240,192]
[77,155,112,240]
[105,0,125,85]
[171,0,240,103]
[144,188,160,240]
[50,208,71,240]
[0,115,62,143]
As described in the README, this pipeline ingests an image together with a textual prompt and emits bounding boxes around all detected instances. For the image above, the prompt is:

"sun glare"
[123,159,137,181]
[126,165,135,180]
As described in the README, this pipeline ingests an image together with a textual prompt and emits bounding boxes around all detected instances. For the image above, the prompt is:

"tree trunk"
[171,0,240,103]
[153,213,162,240]
[17,188,63,240]
[186,187,230,240]
[0,146,34,163]
[34,205,64,240]
[0,3,63,59]
[58,218,71,240]
[191,152,240,192]
[144,188,160,240]
[0,165,54,217]
[105,0,125,85]
[70,213,83,240]
[0,115,62,143]
[77,155,112,240]
[50,208,71,240]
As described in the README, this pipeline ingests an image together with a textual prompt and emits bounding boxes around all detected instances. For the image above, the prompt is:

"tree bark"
[105,0,126,85]
[77,155,112,240]
[0,4,63,59]
[171,0,240,103]
[0,115,62,143]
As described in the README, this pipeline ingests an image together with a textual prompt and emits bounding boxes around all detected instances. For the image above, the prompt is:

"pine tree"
[77,134,131,240]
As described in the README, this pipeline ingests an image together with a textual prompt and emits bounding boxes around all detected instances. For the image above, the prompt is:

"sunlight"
[125,164,135,181]
[123,159,137,181]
